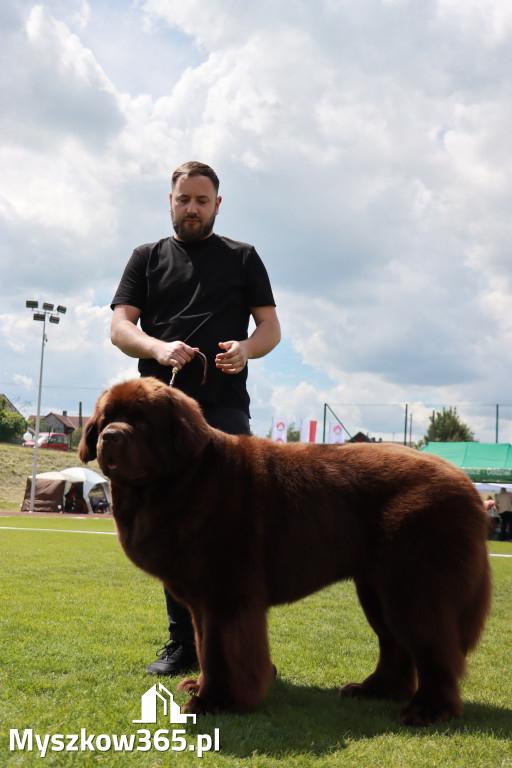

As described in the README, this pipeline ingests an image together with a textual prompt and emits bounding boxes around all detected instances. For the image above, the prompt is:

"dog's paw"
[398,700,461,727]
[339,682,367,699]
[340,675,416,701]
[177,677,199,695]
[183,695,208,715]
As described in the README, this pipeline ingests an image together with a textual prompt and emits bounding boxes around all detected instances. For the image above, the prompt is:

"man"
[110,161,281,675]
[495,487,512,541]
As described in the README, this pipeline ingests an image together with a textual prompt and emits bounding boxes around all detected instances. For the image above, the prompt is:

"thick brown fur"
[79,377,492,726]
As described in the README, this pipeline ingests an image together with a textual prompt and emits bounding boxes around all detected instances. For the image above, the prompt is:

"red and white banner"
[328,421,345,444]
[300,419,317,443]
[271,417,288,443]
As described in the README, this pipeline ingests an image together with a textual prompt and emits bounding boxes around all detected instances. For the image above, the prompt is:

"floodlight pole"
[29,314,47,514]
[25,301,67,513]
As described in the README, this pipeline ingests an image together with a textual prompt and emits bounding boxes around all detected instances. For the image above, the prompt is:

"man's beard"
[171,210,216,242]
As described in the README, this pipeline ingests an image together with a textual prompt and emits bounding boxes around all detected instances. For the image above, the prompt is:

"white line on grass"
[0,527,511,555]
[0,526,116,535]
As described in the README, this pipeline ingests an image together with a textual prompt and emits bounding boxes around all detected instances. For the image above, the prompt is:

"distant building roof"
[47,412,77,430]
[63,414,90,429]
[0,394,23,417]
[349,431,372,443]
[28,411,90,430]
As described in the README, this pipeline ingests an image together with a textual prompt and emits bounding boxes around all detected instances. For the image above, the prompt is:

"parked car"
[24,432,69,451]
[39,433,69,451]
[23,432,49,447]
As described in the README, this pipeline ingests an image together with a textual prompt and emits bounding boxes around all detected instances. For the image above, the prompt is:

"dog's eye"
[99,411,113,430]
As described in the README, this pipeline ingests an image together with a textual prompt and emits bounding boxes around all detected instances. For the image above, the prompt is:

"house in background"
[0,394,23,417]
[348,431,384,444]
[44,410,90,436]
[27,407,90,440]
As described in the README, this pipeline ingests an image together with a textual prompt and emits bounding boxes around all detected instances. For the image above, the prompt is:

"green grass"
[0,443,103,512]
[0,517,510,766]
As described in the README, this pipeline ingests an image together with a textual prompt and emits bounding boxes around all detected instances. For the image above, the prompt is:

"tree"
[266,421,301,442]
[422,407,475,444]
[70,427,83,450]
[0,397,27,443]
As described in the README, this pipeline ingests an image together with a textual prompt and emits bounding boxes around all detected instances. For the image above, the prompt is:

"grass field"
[0,515,510,767]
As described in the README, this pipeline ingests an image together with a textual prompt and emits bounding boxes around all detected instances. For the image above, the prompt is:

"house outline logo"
[133,682,196,726]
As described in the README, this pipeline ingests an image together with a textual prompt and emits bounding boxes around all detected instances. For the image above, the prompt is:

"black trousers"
[500,511,512,541]
[164,404,251,643]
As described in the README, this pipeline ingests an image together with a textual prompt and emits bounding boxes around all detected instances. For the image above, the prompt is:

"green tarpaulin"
[420,442,512,483]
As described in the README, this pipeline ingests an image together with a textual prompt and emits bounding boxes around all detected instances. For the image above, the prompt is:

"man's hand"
[215,340,248,374]
[153,340,199,369]
[111,306,199,370]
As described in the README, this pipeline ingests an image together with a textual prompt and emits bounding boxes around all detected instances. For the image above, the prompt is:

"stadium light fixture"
[25,299,67,513]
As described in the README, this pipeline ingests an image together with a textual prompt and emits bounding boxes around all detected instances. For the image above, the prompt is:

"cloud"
[1,5,123,151]
[436,0,512,46]
[2,0,512,444]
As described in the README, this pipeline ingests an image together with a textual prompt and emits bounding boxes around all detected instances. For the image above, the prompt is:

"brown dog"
[79,377,491,726]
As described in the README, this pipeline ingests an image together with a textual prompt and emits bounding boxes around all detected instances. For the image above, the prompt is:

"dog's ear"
[159,387,211,460]
[174,400,211,458]
[78,400,102,463]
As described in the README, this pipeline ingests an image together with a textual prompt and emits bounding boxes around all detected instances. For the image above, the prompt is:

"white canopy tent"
[59,467,111,506]
[474,482,512,493]
[21,467,111,514]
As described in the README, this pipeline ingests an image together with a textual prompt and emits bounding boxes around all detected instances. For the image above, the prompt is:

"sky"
[1,0,512,444]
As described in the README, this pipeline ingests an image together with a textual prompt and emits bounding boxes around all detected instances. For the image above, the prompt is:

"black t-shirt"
[111,234,275,415]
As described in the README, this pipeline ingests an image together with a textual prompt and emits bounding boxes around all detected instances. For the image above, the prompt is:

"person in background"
[483,496,499,540]
[110,160,281,675]
[495,487,512,541]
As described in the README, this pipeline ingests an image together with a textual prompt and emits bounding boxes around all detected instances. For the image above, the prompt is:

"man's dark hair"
[172,161,220,194]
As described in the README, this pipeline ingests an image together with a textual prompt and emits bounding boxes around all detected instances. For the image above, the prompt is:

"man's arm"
[215,306,281,374]
[111,305,197,369]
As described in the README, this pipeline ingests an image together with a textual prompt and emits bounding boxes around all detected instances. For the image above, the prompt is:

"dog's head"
[79,378,211,484]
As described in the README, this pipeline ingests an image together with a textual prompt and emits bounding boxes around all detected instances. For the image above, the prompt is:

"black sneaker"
[145,641,198,676]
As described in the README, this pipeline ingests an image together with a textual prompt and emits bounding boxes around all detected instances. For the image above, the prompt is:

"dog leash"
[169,350,208,387]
